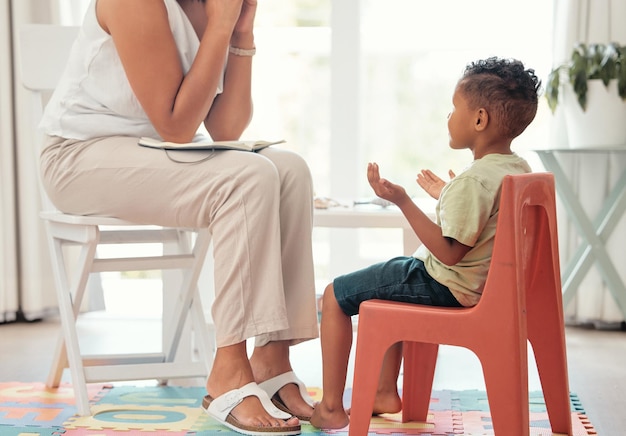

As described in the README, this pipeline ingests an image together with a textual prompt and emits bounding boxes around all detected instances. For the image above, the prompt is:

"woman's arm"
[204,0,257,140]
[97,0,244,143]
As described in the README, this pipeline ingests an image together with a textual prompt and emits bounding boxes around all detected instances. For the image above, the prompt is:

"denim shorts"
[333,256,462,316]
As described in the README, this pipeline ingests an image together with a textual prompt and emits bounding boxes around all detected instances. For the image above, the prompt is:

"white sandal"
[258,372,315,423]
[202,382,301,436]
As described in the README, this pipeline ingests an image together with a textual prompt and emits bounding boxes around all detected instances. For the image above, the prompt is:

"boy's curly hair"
[458,57,541,139]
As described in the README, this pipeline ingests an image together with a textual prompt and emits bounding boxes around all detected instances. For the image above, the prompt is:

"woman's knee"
[263,149,313,189]
[236,153,281,195]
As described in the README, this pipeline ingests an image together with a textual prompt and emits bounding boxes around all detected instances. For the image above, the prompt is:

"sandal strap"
[259,371,315,407]
[208,382,292,421]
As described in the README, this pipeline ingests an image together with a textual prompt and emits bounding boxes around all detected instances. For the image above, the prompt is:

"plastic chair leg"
[479,346,530,436]
[350,333,397,435]
[401,342,438,422]
[526,275,572,434]
[529,312,572,434]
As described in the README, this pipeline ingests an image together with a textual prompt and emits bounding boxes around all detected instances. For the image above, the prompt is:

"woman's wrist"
[230,31,255,50]
[229,46,256,56]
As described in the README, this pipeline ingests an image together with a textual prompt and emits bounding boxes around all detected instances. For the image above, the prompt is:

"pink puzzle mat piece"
[0,382,108,405]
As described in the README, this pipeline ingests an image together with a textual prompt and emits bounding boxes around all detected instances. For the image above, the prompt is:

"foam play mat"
[0,382,596,435]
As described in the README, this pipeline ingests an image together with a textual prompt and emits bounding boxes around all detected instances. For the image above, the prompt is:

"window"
[61,0,555,307]
[250,0,555,286]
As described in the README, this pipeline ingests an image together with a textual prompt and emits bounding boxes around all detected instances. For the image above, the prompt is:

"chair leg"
[479,343,530,436]
[163,229,212,365]
[46,335,67,388]
[349,336,397,436]
[528,295,572,434]
[401,342,438,422]
[49,235,98,416]
[532,341,572,435]
[191,292,215,374]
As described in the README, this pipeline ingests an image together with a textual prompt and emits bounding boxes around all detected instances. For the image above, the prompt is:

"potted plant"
[545,42,626,148]
[546,42,626,112]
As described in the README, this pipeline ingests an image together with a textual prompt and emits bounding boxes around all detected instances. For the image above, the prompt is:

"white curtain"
[0,0,19,323]
[551,0,626,326]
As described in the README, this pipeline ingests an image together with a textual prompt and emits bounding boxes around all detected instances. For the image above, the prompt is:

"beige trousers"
[41,135,319,348]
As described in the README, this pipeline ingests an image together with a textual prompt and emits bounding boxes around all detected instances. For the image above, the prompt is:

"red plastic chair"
[349,173,572,436]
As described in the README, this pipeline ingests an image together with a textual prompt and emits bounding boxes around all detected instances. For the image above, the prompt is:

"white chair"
[18,24,215,416]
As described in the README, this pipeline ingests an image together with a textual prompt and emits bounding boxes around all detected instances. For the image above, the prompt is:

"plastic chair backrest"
[478,172,561,320]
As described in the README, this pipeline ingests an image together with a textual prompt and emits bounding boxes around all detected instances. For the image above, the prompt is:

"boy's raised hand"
[367,162,409,206]
[416,169,455,200]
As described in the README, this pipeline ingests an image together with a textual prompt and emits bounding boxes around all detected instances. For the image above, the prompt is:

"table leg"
[535,151,626,319]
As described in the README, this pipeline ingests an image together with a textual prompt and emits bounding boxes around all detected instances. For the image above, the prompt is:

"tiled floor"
[1,312,626,434]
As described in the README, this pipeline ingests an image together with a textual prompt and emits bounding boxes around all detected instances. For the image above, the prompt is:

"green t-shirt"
[414,153,532,306]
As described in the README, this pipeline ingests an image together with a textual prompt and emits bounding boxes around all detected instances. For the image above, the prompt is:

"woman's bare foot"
[270,382,315,419]
[206,343,300,429]
[310,402,349,429]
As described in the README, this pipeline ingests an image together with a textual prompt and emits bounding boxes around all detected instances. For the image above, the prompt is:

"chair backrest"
[19,24,80,212]
[483,172,561,317]
[20,24,79,93]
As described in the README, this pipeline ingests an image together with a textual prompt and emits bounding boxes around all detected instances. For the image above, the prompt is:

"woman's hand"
[203,0,256,44]
[233,0,257,36]
[203,0,245,35]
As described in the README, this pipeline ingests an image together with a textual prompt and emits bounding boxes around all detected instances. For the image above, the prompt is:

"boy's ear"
[474,108,488,131]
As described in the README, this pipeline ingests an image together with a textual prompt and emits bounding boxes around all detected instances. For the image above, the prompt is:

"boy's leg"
[310,283,352,429]
[374,342,403,414]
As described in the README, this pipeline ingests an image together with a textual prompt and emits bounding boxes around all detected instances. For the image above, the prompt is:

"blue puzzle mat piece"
[0,425,63,436]
[96,385,205,408]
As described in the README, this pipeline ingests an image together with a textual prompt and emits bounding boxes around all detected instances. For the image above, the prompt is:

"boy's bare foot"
[346,389,402,417]
[372,389,402,415]
[310,403,349,429]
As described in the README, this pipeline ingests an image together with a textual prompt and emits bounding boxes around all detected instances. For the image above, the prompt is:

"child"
[310,57,541,430]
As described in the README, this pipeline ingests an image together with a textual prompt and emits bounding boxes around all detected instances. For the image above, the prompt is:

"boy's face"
[447,86,476,150]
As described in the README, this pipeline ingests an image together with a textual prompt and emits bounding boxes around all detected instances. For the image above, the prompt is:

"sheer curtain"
[0,0,19,323]
[551,0,626,326]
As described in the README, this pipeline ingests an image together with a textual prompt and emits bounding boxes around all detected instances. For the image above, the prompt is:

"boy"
[310,57,541,430]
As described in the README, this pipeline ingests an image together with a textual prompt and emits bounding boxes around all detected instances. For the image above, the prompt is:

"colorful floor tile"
[0,383,596,435]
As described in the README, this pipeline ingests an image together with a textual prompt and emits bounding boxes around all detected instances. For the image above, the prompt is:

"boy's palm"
[417,169,455,200]
[367,163,408,205]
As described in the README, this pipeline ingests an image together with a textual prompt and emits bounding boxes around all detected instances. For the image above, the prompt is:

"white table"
[534,147,626,319]
[313,200,436,256]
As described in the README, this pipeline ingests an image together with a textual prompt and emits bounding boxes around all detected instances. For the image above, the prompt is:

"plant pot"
[563,79,626,149]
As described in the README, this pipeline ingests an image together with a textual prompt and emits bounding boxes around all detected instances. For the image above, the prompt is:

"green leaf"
[617,44,626,101]
[569,60,588,111]
[546,68,561,113]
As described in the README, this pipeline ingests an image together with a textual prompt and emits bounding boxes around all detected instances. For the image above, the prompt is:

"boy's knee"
[323,283,339,309]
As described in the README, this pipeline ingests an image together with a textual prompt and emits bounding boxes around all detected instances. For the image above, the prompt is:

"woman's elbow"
[152,118,200,144]
[205,102,253,141]
[205,119,250,141]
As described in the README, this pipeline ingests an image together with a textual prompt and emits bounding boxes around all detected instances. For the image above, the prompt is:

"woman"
[39,0,318,434]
